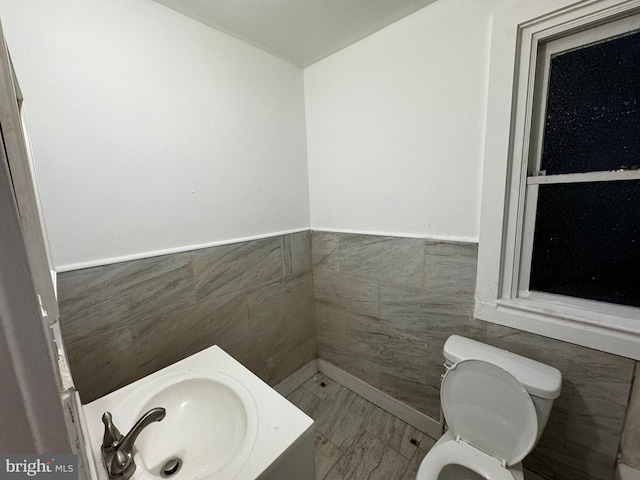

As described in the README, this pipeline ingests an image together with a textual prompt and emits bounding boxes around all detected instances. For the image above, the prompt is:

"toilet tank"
[443,335,562,442]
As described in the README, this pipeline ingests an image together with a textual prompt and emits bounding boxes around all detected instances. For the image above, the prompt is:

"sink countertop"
[81,346,315,480]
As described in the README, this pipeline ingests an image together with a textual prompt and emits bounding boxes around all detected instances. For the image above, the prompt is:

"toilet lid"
[441,359,538,466]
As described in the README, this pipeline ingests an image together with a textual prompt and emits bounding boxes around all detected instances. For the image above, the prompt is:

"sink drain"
[160,458,182,478]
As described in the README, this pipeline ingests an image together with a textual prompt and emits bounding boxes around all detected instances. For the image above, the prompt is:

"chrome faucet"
[101,408,166,480]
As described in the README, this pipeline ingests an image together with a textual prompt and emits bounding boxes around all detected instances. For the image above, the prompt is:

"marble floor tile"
[287,385,325,418]
[287,365,612,480]
[324,430,408,480]
[302,374,343,400]
[365,407,425,459]
[397,441,434,480]
[287,375,436,480]
[315,432,343,480]
[313,387,378,449]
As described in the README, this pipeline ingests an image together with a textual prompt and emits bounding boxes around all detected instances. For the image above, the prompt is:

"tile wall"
[57,231,315,403]
[312,231,636,480]
[58,229,638,480]
[621,366,640,469]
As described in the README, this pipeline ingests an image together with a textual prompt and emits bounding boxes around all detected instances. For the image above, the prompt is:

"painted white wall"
[0,0,309,270]
[305,0,508,241]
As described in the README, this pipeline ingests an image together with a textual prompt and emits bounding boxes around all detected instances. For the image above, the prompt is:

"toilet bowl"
[416,336,562,480]
[417,431,524,480]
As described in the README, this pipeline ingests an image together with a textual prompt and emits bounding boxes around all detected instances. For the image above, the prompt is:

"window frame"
[475,0,640,360]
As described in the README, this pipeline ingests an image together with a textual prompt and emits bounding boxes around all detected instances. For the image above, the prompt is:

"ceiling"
[151,0,438,67]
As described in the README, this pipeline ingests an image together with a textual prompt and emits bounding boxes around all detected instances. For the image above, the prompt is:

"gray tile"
[424,241,478,259]
[248,276,280,323]
[191,236,283,301]
[314,432,343,480]
[486,323,632,480]
[365,407,425,459]
[66,326,139,403]
[526,435,616,480]
[522,469,551,480]
[302,374,342,400]
[324,430,408,480]
[246,273,312,329]
[621,362,640,468]
[270,338,317,386]
[282,274,316,349]
[314,269,379,318]
[339,235,425,290]
[485,323,634,407]
[373,331,431,386]
[287,385,324,417]
[565,393,627,458]
[312,231,341,272]
[242,311,287,376]
[315,304,385,388]
[313,387,377,449]
[131,290,248,377]
[378,372,441,420]
[58,253,196,342]
[380,282,474,320]
[317,340,382,390]
[367,445,409,480]
[283,231,312,275]
[323,430,384,480]
[397,440,435,480]
[243,273,316,382]
[423,243,477,296]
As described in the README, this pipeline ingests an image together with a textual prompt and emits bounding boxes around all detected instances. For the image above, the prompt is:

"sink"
[81,346,315,480]
[133,370,258,480]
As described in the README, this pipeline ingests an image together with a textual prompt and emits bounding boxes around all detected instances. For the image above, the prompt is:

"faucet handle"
[102,412,123,448]
[109,449,133,477]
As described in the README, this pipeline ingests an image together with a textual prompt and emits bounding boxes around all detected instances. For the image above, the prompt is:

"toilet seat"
[441,359,538,466]
[416,433,516,480]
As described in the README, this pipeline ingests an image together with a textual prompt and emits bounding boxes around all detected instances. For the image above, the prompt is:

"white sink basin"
[134,370,258,480]
[81,346,315,480]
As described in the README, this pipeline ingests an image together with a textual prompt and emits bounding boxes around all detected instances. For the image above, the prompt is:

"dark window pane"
[529,180,640,307]
[541,30,640,175]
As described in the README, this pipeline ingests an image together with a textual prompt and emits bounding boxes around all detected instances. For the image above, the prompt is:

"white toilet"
[416,335,562,480]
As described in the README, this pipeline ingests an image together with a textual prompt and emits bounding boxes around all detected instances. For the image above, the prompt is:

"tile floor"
[286,373,436,480]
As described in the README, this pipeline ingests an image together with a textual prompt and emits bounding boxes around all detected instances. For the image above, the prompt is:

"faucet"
[101,408,166,480]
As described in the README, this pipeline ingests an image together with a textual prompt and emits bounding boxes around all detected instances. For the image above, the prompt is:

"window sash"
[516,12,640,311]
[527,170,640,185]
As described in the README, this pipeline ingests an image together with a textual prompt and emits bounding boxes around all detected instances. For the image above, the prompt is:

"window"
[476,1,640,360]
[523,18,640,308]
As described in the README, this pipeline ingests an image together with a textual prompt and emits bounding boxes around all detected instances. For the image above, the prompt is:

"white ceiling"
[151,0,438,67]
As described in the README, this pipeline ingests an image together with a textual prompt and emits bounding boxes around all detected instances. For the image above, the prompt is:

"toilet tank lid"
[443,336,562,399]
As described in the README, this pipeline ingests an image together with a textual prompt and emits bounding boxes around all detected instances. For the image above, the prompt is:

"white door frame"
[0,18,73,454]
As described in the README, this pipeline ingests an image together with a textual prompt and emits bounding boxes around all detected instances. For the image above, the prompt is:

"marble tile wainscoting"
[312,231,637,480]
[57,231,315,403]
[57,229,639,480]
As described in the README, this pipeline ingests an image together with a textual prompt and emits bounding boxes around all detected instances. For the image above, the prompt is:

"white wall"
[305,0,507,241]
[0,0,309,270]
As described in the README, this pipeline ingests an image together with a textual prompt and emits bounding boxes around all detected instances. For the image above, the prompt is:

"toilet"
[416,335,562,480]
